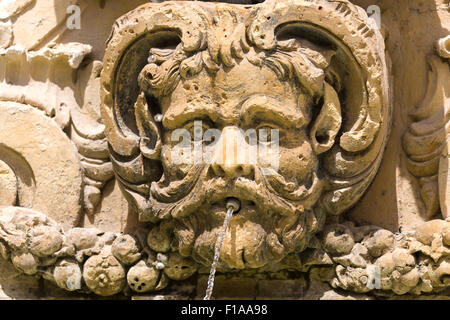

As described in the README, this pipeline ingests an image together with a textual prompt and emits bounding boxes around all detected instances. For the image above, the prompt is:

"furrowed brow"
[241,95,307,129]
[162,105,217,130]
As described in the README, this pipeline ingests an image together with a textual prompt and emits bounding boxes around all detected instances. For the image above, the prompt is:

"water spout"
[203,197,240,300]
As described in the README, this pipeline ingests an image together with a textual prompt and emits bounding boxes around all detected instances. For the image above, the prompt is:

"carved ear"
[310,82,342,155]
[135,92,161,160]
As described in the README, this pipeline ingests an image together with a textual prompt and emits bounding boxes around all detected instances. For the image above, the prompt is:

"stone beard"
[140,40,337,270]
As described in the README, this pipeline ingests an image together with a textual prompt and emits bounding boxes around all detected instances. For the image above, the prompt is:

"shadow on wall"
[0,258,41,300]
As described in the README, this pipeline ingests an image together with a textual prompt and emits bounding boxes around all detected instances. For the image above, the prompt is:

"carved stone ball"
[66,228,101,250]
[429,259,450,287]
[391,265,420,295]
[373,252,395,290]
[391,248,415,273]
[322,224,355,256]
[111,234,141,265]
[53,259,82,291]
[413,220,446,246]
[163,253,198,281]
[83,252,126,296]
[11,251,38,275]
[398,268,420,289]
[363,229,394,258]
[375,252,395,278]
[28,225,63,257]
[127,260,160,293]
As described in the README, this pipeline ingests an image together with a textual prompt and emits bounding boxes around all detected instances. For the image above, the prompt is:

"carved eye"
[184,121,211,143]
[256,124,280,143]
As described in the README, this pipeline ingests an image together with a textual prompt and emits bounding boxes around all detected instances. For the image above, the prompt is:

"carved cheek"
[160,144,194,180]
[278,140,316,183]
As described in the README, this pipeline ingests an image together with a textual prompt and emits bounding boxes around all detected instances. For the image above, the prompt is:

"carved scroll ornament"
[403,36,450,220]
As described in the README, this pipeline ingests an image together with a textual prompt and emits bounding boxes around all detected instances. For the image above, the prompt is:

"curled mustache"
[148,164,324,221]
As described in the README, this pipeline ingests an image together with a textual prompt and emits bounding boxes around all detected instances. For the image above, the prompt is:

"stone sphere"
[163,253,197,281]
[414,220,446,246]
[398,268,420,288]
[29,225,63,257]
[375,252,395,277]
[53,259,82,291]
[11,251,38,275]
[127,260,160,293]
[83,252,126,296]
[322,224,355,256]
[392,248,415,272]
[111,234,141,265]
[363,229,394,258]
[66,228,101,250]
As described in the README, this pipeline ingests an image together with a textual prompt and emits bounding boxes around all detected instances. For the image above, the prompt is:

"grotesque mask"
[101,0,390,271]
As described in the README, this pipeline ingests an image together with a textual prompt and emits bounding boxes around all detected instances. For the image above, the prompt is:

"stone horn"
[245,0,390,215]
[100,2,210,157]
[246,0,388,158]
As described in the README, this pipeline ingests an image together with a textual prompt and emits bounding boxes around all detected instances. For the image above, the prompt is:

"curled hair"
[137,37,335,101]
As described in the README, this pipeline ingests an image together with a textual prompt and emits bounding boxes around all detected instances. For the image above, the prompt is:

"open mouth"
[209,197,256,216]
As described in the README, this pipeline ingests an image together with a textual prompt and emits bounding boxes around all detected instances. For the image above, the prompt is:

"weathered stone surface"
[439,144,449,219]
[0,21,13,49]
[0,0,34,20]
[83,179,130,233]
[363,230,395,258]
[0,0,449,301]
[101,0,390,272]
[11,252,38,276]
[402,33,450,223]
[127,260,160,293]
[414,220,447,245]
[322,225,355,256]
[163,253,197,281]
[53,259,82,292]
[0,102,82,229]
[83,250,126,296]
[111,235,141,265]
[0,160,16,206]
[28,226,63,257]
[328,221,450,295]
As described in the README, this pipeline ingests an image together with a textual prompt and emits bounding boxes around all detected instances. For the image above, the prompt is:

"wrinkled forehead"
[160,59,309,129]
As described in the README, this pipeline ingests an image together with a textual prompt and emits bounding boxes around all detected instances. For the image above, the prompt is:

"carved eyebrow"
[162,105,217,130]
[240,95,307,129]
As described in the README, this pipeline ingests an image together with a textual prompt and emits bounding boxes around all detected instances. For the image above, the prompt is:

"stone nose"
[211,126,255,179]
[212,161,254,179]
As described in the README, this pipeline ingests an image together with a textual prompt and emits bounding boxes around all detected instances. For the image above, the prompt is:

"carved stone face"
[154,59,322,269]
[101,1,390,272]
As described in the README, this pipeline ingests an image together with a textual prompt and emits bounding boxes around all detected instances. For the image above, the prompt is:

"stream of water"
[203,206,235,300]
